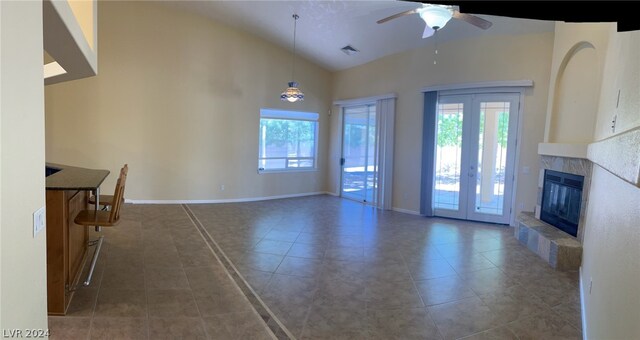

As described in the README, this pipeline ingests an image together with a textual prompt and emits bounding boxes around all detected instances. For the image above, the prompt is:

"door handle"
[340,158,345,166]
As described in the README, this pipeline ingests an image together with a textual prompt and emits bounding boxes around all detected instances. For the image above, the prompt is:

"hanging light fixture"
[281,14,304,102]
[417,5,453,65]
[418,5,453,30]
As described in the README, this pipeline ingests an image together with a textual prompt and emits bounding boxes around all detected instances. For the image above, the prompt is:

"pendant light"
[280,14,304,102]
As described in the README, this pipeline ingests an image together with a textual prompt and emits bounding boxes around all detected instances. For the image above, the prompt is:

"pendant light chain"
[433,28,439,65]
[280,13,304,102]
[292,14,298,82]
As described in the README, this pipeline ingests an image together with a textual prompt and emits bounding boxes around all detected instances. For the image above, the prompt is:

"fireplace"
[540,169,584,237]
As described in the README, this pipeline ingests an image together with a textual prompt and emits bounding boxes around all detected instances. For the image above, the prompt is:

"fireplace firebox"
[540,169,584,237]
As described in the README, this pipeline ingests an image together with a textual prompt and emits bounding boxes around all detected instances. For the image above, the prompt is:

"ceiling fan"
[377,3,493,38]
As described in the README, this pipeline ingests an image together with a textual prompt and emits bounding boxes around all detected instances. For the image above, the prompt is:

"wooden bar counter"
[45,163,109,315]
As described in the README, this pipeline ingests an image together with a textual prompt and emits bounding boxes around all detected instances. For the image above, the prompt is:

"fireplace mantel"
[538,143,588,159]
[539,128,640,188]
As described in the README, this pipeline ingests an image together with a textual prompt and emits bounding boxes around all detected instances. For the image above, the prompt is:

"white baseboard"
[324,191,339,197]
[579,267,588,339]
[125,191,330,204]
[392,207,422,215]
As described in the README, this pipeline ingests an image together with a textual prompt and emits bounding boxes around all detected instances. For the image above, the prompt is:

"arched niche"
[548,41,600,143]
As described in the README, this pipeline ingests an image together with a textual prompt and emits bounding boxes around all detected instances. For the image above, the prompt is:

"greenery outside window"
[258,109,319,172]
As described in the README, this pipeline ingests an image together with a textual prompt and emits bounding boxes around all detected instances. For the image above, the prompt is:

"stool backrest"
[108,164,128,223]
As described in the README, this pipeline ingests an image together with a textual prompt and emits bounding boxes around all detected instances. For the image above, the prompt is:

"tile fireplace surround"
[515,212,583,271]
[536,156,592,244]
[515,156,592,271]
[517,126,640,271]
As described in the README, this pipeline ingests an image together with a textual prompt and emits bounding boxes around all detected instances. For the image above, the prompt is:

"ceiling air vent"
[340,45,360,56]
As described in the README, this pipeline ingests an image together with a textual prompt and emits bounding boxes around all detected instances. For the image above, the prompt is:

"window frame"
[258,108,319,174]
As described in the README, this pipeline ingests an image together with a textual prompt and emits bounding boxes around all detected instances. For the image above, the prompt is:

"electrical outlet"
[522,166,530,174]
[33,206,46,237]
[589,278,593,295]
[519,203,525,210]
[220,184,225,191]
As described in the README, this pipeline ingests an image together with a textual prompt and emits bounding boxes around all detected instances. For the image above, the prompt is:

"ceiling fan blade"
[377,8,418,24]
[422,24,435,38]
[452,11,493,30]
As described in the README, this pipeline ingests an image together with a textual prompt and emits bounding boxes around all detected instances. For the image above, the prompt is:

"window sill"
[258,168,318,174]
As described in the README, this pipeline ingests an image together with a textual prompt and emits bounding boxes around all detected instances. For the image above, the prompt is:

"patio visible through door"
[433,93,519,224]
[341,104,377,204]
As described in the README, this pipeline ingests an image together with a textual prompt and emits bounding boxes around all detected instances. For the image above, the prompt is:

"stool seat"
[74,210,119,227]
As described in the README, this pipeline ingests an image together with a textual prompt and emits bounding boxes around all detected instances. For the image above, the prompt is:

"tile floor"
[51,195,582,339]
[48,204,273,340]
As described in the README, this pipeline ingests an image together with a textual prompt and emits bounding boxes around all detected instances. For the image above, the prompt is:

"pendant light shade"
[281,14,304,102]
[281,82,304,102]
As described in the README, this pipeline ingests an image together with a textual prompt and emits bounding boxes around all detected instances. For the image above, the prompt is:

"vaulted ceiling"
[164,1,556,71]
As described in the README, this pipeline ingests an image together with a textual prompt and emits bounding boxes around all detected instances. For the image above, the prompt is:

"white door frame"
[432,94,473,220]
[434,88,524,224]
[339,103,377,204]
[466,93,520,224]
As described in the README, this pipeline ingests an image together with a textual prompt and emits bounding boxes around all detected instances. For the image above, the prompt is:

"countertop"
[45,163,110,191]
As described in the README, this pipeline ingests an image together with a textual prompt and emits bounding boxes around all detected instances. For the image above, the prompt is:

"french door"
[341,104,377,204]
[433,93,519,224]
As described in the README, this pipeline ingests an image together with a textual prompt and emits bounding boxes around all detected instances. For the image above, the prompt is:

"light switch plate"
[33,206,46,237]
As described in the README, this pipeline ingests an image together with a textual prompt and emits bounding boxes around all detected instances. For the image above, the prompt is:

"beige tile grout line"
[181,204,295,340]
[173,208,214,339]
[404,260,446,340]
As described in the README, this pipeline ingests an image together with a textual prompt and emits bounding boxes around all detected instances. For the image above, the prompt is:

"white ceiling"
[164,1,555,71]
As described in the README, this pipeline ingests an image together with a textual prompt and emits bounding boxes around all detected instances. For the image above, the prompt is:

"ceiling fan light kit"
[419,5,453,30]
[377,3,492,39]
[281,14,304,103]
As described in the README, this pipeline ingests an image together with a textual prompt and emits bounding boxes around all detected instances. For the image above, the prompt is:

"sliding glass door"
[433,93,519,224]
[341,104,377,204]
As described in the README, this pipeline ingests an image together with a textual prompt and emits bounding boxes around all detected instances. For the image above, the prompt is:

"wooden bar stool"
[74,166,127,286]
[88,164,128,210]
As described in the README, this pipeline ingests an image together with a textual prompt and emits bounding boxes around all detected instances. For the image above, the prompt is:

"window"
[258,109,319,172]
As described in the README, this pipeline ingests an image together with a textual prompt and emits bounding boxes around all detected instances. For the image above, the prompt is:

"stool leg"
[94,188,101,233]
[83,236,104,286]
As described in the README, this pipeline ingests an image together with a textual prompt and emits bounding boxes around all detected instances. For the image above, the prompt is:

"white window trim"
[261,108,319,121]
[420,80,533,93]
[333,93,397,106]
[258,108,319,174]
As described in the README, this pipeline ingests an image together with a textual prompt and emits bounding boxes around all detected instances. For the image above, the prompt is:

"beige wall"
[544,23,611,143]
[331,32,554,215]
[581,29,640,339]
[593,28,640,140]
[45,1,332,201]
[0,0,48,330]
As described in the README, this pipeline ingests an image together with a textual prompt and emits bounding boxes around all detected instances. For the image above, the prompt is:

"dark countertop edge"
[46,162,110,191]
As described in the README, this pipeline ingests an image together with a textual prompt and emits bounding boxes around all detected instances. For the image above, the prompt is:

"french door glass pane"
[434,103,464,211]
[474,101,510,215]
